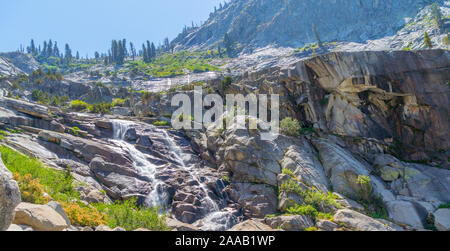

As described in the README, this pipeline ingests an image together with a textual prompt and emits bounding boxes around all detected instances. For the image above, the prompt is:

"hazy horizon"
[0,0,225,56]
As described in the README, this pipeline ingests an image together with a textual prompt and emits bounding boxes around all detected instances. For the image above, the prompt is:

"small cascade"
[111,119,236,230]
[111,120,168,207]
[159,129,236,231]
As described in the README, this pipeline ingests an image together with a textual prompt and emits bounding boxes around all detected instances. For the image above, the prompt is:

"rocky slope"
[173,0,447,52]
[0,49,449,231]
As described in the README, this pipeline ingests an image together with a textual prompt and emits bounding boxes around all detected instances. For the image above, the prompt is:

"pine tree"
[53,42,60,57]
[424,32,433,49]
[218,45,222,57]
[64,44,72,64]
[164,38,170,52]
[30,39,37,55]
[122,39,128,57]
[312,24,323,48]
[142,44,148,63]
[443,32,449,48]
[47,40,53,57]
[130,42,136,60]
[223,33,235,57]
[146,41,152,62]
[151,42,156,58]
[42,41,48,57]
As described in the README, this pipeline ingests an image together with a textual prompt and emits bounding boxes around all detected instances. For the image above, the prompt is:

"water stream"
[111,120,168,207]
[111,119,236,230]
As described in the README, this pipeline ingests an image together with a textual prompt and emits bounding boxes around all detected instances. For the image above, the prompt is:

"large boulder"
[385,200,427,229]
[434,208,450,231]
[225,183,277,218]
[228,220,273,231]
[46,201,71,226]
[0,97,50,120]
[311,138,371,199]
[333,209,394,231]
[264,215,314,231]
[167,217,200,231]
[13,202,69,231]
[0,153,21,231]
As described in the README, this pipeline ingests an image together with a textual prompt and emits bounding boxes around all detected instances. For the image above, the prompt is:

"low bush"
[153,121,169,127]
[13,173,50,204]
[61,202,106,227]
[70,100,90,111]
[280,117,301,137]
[88,103,112,114]
[95,198,169,231]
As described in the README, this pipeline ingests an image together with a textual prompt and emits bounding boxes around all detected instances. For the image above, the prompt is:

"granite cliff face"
[173,0,446,51]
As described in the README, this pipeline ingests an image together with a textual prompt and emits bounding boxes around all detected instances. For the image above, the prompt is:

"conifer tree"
[223,33,235,57]
[424,31,433,49]
[64,44,72,64]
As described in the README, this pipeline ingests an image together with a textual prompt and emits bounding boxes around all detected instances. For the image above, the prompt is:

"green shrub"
[70,100,90,111]
[112,98,128,107]
[153,121,168,127]
[95,198,169,231]
[281,168,295,178]
[280,178,340,220]
[438,203,450,209]
[95,82,106,88]
[287,204,318,218]
[356,175,388,219]
[220,76,233,91]
[88,103,112,114]
[280,117,301,137]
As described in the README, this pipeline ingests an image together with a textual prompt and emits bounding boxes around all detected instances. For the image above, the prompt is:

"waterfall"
[159,129,237,231]
[111,120,168,207]
[159,129,220,212]
[111,120,236,230]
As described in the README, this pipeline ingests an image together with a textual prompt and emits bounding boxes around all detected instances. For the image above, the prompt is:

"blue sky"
[0,0,225,56]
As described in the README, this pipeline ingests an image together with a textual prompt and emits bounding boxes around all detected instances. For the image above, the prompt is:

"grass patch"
[0,145,78,202]
[126,50,222,78]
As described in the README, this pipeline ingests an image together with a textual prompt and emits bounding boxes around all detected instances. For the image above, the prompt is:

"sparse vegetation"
[220,76,233,91]
[126,50,222,78]
[356,175,388,219]
[88,102,112,114]
[280,117,301,137]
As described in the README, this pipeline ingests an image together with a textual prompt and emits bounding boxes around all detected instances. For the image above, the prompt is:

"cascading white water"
[111,120,168,207]
[159,129,237,231]
[111,119,235,230]
[160,130,220,212]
